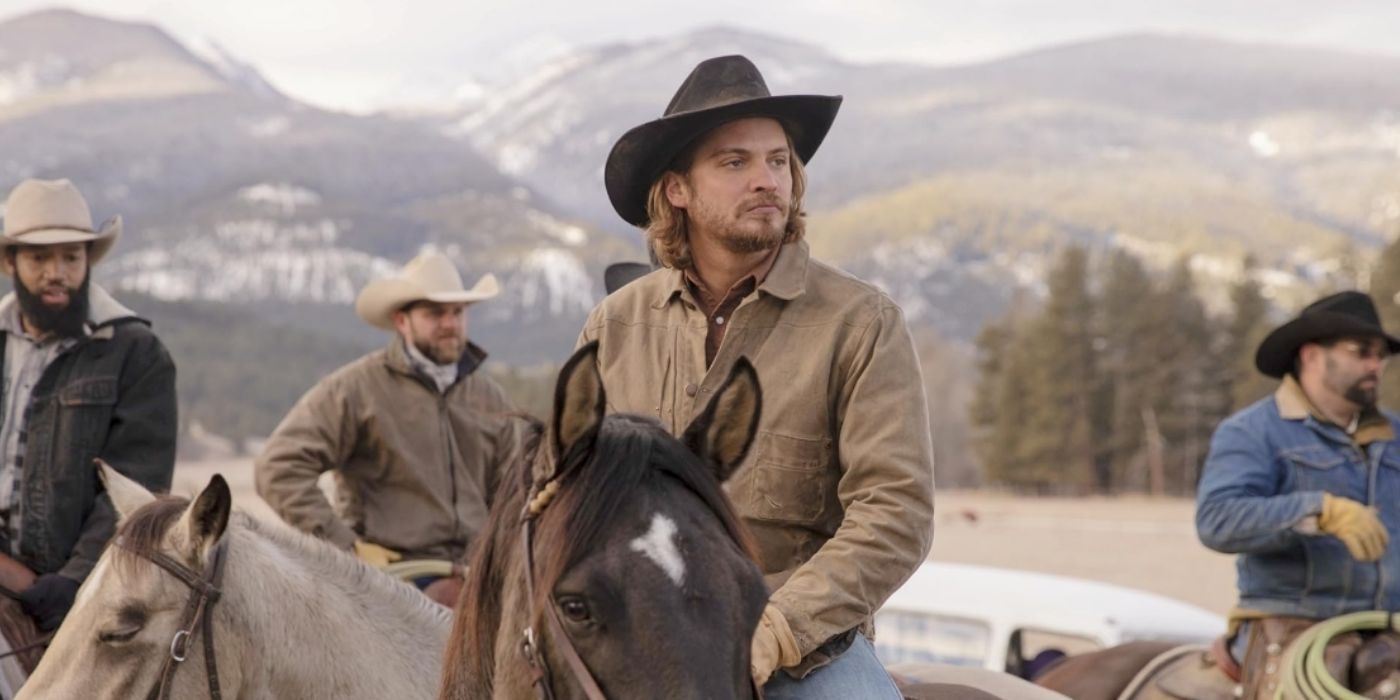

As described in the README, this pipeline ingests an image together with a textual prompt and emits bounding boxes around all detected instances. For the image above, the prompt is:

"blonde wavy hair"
[643,132,808,270]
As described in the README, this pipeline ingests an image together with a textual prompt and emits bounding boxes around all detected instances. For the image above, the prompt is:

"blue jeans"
[763,633,903,700]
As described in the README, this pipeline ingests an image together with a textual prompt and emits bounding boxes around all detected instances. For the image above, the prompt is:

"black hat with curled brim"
[604,54,843,228]
[1255,290,1400,378]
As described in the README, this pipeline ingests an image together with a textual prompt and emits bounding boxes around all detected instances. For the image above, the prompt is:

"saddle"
[1137,617,1400,700]
[0,595,44,673]
[0,553,43,675]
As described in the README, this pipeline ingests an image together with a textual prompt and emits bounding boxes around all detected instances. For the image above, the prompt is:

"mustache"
[741,195,787,212]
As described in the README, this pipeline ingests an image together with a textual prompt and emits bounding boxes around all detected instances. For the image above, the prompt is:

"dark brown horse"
[439,342,769,699]
[1033,641,1184,699]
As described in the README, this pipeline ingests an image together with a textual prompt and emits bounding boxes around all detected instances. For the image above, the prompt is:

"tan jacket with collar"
[255,338,522,562]
[579,240,936,670]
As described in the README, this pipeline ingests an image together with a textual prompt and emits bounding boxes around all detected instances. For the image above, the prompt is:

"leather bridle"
[115,535,230,700]
[516,484,764,700]
[519,511,608,700]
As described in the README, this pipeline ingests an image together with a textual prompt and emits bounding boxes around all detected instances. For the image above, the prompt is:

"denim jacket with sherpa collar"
[1197,376,1400,618]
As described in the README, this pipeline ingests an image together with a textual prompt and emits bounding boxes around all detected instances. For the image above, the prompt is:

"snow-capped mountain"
[0,9,631,364]
[454,27,1400,336]
[7,11,1400,360]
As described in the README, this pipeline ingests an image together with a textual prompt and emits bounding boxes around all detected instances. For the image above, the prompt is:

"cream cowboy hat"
[1,178,121,264]
[355,251,500,330]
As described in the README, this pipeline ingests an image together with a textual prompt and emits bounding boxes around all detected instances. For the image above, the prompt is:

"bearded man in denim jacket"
[1197,291,1400,691]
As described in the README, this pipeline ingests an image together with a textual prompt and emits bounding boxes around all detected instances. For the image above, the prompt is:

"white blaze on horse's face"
[629,512,686,587]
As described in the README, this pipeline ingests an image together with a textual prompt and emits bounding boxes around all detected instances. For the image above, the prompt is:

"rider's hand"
[1319,493,1389,562]
[352,540,403,568]
[750,604,801,687]
[18,573,81,632]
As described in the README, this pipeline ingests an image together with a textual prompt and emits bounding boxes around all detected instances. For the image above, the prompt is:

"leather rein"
[115,535,230,700]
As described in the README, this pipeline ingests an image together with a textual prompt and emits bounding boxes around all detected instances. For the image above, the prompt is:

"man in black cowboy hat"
[579,56,934,696]
[1197,290,1400,694]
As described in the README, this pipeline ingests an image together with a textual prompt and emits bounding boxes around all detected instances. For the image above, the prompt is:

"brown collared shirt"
[682,246,781,366]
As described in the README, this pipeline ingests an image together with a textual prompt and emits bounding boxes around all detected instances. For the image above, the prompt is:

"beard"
[689,192,789,254]
[1326,354,1381,410]
[411,331,464,365]
[1344,378,1380,409]
[15,273,89,338]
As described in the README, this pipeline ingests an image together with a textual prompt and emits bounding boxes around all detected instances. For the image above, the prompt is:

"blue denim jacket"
[1196,377,1400,618]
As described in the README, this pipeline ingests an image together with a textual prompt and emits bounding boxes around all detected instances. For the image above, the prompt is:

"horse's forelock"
[531,414,757,631]
[530,417,655,616]
[109,496,190,575]
[652,439,760,563]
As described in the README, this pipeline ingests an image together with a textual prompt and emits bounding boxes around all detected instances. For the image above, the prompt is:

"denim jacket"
[0,287,177,580]
[1197,376,1400,618]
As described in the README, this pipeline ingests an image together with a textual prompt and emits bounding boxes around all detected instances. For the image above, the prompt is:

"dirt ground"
[931,491,1236,615]
[173,460,1239,616]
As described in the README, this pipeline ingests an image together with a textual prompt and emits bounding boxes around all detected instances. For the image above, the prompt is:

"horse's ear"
[97,459,156,522]
[550,342,606,478]
[682,357,761,483]
[178,474,232,560]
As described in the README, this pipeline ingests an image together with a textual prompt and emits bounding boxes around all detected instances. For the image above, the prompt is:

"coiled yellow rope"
[1276,611,1398,699]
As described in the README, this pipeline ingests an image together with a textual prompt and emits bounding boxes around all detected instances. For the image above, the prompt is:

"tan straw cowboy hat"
[355,251,499,330]
[1,178,121,264]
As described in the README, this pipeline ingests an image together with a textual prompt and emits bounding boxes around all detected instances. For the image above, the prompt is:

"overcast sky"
[3,1,1398,113]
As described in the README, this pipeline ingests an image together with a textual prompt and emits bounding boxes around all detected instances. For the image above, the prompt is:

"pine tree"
[1097,250,1157,492]
[1150,259,1218,494]
[1018,246,1099,492]
[971,318,1015,483]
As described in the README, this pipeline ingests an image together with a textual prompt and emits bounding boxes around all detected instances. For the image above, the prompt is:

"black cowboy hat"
[604,261,652,295]
[1255,291,1400,378]
[604,54,843,228]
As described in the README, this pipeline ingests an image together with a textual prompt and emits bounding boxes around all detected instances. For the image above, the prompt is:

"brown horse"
[1033,641,1186,699]
[439,342,769,699]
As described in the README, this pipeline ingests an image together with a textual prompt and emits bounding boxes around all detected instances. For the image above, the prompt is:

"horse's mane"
[110,496,189,574]
[445,413,755,696]
[112,495,450,627]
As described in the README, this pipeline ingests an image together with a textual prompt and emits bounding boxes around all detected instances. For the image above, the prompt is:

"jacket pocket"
[57,377,118,449]
[1280,444,1355,498]
[746,431,831,525]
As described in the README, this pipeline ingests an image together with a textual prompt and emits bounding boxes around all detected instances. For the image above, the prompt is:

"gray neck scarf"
[404,338,458,394]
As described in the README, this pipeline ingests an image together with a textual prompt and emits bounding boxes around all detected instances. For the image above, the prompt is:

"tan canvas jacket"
[579,240,935,669]
[255,339,521,561]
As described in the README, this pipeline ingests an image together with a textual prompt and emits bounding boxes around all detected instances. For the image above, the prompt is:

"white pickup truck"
[875,562,1224,678]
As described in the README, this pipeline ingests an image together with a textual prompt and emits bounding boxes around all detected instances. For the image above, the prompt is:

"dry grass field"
[172,461,1239,616]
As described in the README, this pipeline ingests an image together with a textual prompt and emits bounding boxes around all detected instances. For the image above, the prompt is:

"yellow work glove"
[352,540,403,568]
[1318,493,1389,562]
[750,604,802,687]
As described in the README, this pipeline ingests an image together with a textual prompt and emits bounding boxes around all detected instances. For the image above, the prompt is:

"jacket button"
[685,383,698,397]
